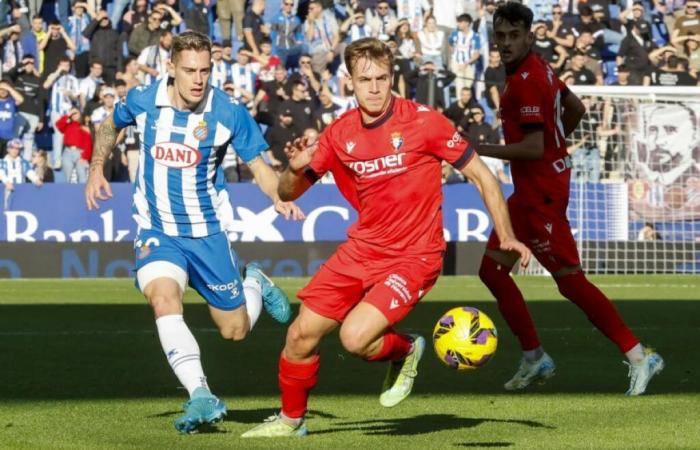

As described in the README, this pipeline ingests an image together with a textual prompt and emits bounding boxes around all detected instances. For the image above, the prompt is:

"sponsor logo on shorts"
[385,274,411,302]
[207,281,241,298]
[544,223,553,234]
[521,71,529,80]
[389,298,400,310]
[150,142,202,169]
[135,237,160,259]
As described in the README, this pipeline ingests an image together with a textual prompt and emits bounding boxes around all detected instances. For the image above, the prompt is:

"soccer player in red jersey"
[476,2,664,396]
[242,38,532,438]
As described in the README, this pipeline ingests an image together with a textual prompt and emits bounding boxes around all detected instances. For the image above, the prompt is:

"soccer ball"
[433,307,498,370]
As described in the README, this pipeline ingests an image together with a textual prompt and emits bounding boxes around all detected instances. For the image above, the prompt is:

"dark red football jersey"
[500,52,572,205]
[305,96,475,257]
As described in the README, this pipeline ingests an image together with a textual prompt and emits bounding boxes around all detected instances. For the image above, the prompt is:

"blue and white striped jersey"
[50,74,80,115]
[0,156,37,184]
[112,78,268,238]
[210,60,231,90]
[449,30,480,65]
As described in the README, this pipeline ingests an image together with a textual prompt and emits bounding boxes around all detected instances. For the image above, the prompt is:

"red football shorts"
[487,197,581,272]
[297,244,443,324]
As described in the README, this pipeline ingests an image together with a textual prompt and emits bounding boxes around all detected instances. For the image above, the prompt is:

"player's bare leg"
[551,265,664,395]
[143,275,226,433]
[242,305,338,438]
[340,303,424,408]
[478,249,556,390]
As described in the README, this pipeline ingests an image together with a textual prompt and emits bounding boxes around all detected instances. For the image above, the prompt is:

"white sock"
[156,314,209,397]
[625,343,645,364]
[523,346,545,363]
[243,277,263,331]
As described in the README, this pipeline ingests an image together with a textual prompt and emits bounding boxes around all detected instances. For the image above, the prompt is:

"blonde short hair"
[171,31,212,63]
[344,37,394,76]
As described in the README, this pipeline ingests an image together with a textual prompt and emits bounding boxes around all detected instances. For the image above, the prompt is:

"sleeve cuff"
[303,166,320,184]
[452,145,476,170]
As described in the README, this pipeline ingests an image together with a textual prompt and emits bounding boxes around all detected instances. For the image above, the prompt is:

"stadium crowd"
[0,0,698,185]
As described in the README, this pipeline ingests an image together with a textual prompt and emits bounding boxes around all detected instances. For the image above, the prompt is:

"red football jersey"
[305,96,474,257]
[500,52,572,205]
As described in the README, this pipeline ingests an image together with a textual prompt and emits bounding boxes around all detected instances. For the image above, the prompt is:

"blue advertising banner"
[0,183,522,243]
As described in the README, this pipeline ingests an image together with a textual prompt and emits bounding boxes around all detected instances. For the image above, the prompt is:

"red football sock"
[555,271,639,353]
[366,328,412,362]
[479,256,541,351]
[279,353,320,419]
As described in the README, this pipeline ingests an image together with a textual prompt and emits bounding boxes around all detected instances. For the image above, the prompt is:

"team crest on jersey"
[151,142,202,168]
[193,121,208,141]
[390,132,403,152]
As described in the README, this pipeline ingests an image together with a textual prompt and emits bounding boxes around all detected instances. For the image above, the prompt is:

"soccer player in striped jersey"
[84,31,304,434]
[476,2,663,396]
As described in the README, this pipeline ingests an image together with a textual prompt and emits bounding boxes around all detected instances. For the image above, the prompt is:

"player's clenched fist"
[85,167,113,210]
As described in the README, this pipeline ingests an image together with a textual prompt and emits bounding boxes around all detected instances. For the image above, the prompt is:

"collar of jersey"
[155,77,213,114]
[361,95,395,129]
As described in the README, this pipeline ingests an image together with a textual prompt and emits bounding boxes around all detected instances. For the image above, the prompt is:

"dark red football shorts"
[486,197,581,273]
[297,243,443,324]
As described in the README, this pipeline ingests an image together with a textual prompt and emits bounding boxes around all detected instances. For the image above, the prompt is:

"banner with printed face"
[628,102,700,221]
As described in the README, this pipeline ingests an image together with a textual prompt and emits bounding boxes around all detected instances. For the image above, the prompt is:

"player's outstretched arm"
[476,129,544,161]
[561,91,586,137]
[460,155,532,268]
[85,115,120,210]
[248,156,305,220]
[278,137,317,202]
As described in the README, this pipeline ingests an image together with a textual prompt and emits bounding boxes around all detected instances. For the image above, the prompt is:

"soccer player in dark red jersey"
[242,38,532,438]
[476,2,664,396]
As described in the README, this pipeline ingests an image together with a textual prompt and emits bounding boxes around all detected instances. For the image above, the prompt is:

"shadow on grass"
[0,300,696,399]
[146,408,337,425]
[455,443,514,448]
[312,414,553,436]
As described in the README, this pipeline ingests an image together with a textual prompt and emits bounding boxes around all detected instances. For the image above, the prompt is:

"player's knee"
[148,293,182,317]
[219,324,249,341]
[285,322,318,358]
[478,257,502,287]
[339,326,372,358]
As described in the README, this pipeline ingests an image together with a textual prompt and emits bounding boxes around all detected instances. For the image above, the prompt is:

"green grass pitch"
[0,275,698,449]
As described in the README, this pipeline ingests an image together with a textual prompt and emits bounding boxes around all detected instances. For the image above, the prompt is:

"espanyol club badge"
[193,120,208,141]
[390,132,403,152]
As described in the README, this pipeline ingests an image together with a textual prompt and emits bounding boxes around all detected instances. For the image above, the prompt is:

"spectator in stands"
[546,4,575,51]
[612,63,632,85]
[672,1,700,44]
[650,50,698,85]
[30,16,46,74]
[12,54,45,159]
[249,38,282,81]
[418,16,445,68]
[116,57,141,90]
[395,0,430,34]
[649,1,671,46]
[385,39,408,97]
[182,0,210,36]
[90,86,116,132]
[43,56,78,169]
[680,34,700,74]
[444,86,479,128]
[530,0,559,23]
[408,60,455,110]
[150,3,182,33]
[594,3,625,54]
[83,10,120,83]
[137,30,172,85]
[55,107,91,183]
[0,138,42,188]
[1,24,24,74]
[217,0,246,43]
[367,1,397,41]
[314,86,341,131]
[243,0,270,61]
[120,0,149,37]
[38,21,75,78]
[0,79,24,158]
[562,51,597,85]
[341,9,374,46]
[461,106,510,184]
[280,80,314,135]
[393,20,418,95]
[78,60,103,110]
[256,64,290,126]
[210,42,231,90]
[483,47,505,113]
[572,5,605,52]
[270,0,304,69]
[31,150,54,183]
[449,14,481,93]
[264,106,297,169]
[66,1,93,78]
[303,0,339,74]
[532,20,568,72]
[128,10,163,58]
[289,54,321,101]
[230,47,258,106]
[618,20,656,85]
[222,39,235,64]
